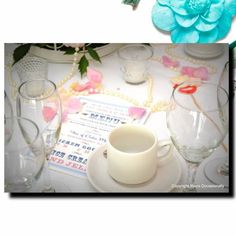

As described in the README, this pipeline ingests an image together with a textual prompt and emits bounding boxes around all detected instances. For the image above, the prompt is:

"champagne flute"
[4,91,14,144]
[204,62,230,187]
[166,80,228,191]
[16,79,62,192]
[5,117,45,192]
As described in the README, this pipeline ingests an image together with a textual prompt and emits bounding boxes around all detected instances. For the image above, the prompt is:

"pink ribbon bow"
[162,56,180,68]
[181,66,209,81]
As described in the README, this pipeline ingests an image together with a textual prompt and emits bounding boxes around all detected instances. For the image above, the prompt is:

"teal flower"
[152,0,236,43]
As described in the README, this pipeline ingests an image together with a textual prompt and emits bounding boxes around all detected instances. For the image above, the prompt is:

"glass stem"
[42,156,55,192]
[217,159,229,176]
[186,162,199,192]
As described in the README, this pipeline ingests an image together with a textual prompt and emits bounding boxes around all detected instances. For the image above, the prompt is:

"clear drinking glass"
[166,81,228,190]
[4,91,14,144]
[204,62,230,187]
[16,79,62,192]
[5,117,45,192]
[15,56,48,83]
[118,44,153,84]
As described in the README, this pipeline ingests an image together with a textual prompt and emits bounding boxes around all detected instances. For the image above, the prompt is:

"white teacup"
[107,124,173,184]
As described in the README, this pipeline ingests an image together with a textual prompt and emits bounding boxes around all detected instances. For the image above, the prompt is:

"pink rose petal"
[87,67,103,83]
[128,107,146,119]
[42,106,57,122]
[67,98,82,110]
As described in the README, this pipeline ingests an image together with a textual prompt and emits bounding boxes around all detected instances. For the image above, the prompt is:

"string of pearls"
[6,44,216,112]
[56,47,80,89]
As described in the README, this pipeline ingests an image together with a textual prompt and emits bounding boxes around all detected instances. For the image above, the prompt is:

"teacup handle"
[156,139,173,167]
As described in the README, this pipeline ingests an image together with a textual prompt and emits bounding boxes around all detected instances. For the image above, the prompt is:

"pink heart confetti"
[42,106,57,122]
[128,107,146,119]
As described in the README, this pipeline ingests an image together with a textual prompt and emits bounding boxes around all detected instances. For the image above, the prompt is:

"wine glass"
[4,91,14,144]
[16,79,62,192]
[204,62,229,187]
[166,80,229,191]
[5,117,45,192]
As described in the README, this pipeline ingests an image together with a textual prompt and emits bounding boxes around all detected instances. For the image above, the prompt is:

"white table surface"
[4,44,230,193]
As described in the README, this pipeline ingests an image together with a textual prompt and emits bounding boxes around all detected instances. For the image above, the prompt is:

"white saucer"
[184,44,224,59]
[87,145,184,192]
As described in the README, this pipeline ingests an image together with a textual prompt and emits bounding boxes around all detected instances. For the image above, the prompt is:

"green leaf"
[87,46,101,63]
[123,0,140,5]
[78,55,89,77]
[13,44,31,65]
[64,47,76,55]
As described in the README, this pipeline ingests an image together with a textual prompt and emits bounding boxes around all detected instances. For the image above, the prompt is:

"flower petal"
[67,98,82,111]
[195,17,218,32]
[158,0,170,6]
[171,26,199,43]
[128,107,146,119]
[224,0,236,17]
[152,3,176,31]
[202,1,224,23]
[216,10,233,40]
[169,0,188,16]
[211,0,224,3]
[175,14,199,28]
[198,28,218,43]
[87,67,103,83]
[42,106,57,123]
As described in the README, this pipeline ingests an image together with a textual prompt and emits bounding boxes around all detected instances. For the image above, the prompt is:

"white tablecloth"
[4,44,230,193]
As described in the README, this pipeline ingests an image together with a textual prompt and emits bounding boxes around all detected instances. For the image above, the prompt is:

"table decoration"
[5,43,230,193]
[6,44,221,115]
[49,96,151,177]
[152,0,236,43]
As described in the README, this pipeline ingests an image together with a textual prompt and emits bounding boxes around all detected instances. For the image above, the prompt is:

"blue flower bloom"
[152,0,236,43]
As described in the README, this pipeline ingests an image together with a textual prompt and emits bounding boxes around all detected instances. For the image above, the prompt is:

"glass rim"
[117,44,153,61]
[18,79,57,101]
[16,55,48,64]
[108,124,157,155]
[5,116,41,149]
[172,80,229,113]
